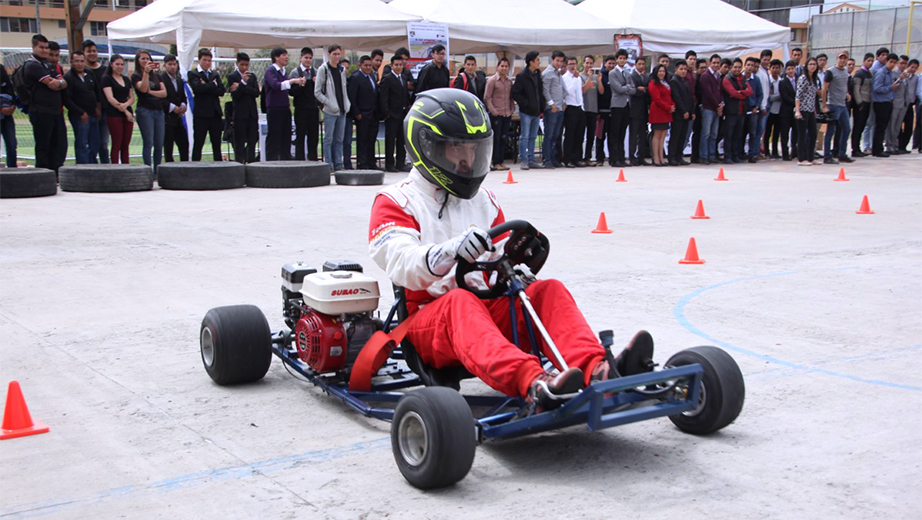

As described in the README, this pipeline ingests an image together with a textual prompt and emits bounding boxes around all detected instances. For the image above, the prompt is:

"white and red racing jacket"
[368,169,506,312]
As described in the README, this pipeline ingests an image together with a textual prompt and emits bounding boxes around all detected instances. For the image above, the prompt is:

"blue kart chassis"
[270,281,705,442]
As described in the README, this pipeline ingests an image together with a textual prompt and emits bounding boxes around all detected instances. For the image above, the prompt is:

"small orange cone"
[834,168,849,182]
[1,381,49,440]
[715,168,728,181]
[616,169,627,182]
[503,170,517,184]
[679,237,705,264]
[591,212,614,234]
[855,195,874,214]
[691,200,710,219]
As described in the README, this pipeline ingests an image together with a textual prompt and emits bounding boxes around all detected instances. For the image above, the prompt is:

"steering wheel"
[454,220,550,299]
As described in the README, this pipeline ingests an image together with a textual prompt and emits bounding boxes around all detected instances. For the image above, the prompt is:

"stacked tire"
[335,169,385,186]
[246,161,331,188]
[59,164,153,193]
[158,162,245,190]
[0,168,57,198]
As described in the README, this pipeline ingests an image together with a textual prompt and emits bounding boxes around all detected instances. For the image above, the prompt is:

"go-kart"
[199,220,745,489]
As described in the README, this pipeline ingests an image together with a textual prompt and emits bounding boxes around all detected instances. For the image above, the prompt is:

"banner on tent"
[407,22,449,59]
[614,34,643,64]
[406,22,449,80]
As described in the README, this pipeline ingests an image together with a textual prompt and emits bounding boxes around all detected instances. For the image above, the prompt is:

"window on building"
[58,20,66,29]
[0,17,39,33]
[90,20,108,36]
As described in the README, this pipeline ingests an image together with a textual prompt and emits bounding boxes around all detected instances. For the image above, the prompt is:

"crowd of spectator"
[2,35,920,176]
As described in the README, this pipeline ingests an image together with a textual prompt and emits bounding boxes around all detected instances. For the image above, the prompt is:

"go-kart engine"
[294,310,376,374]
[281,260,381,375]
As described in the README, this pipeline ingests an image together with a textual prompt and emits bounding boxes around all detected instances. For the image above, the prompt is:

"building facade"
[0,0,149,49]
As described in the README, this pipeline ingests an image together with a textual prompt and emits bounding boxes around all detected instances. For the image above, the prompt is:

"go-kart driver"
[368,89,644,411]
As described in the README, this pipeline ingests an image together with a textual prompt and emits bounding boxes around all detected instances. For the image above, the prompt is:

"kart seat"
[393,286,474,391]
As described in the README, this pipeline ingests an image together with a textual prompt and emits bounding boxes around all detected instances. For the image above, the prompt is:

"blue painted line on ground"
[0,437,390,518]
[673,271,922,392]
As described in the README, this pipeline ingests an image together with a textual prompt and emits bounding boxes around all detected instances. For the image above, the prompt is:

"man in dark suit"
[347,55,379,170]
[378,54,409,172]
[669,62,694,166]
[289,47,319,161]
[628,56,650,166]
[188,48,225,161]
[778,60,798,161]
[226,52,260,163]
[160,54,189,162]
[382,47,415,100]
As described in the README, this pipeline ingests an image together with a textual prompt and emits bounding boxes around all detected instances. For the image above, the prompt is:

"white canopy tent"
[577,0,791,58]
[388,0,618,56]
[106,0,422,76]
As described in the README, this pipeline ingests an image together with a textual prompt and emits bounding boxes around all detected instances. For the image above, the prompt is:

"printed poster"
[407,22,449,79]
[614,34,643,65]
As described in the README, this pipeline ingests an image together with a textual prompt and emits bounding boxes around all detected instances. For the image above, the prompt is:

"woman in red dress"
[647,64,675,166]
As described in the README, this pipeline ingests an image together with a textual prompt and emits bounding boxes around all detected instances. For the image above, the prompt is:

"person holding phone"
[132,50,167,173]
[227,52,260,164]
[100,54,135,164]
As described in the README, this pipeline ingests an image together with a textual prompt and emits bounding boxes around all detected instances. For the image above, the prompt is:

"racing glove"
[427,227,494,276]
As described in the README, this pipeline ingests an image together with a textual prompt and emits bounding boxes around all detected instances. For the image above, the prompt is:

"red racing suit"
[368,169,606,397]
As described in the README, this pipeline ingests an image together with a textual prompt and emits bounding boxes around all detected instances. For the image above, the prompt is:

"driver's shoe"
[528,367,584,414]
[614,330,656,376]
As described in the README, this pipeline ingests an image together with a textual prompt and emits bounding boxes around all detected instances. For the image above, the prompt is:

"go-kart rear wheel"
[391,387,476,489]
[666,346,745,435]
[200,305,272,385]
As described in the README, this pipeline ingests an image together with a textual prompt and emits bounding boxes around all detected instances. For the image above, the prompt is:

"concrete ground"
[1,154,920,519]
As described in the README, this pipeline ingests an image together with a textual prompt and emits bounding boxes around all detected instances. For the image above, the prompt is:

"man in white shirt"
[561,56,584,168]
[755,49,772,158]
[763,59,784,159]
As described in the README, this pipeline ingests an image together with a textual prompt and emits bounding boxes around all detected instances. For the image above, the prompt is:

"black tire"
[0,168,57,198]
[245,161,332,188]
[391,387,476,489]
[335,169,385,186]
[157,162,245,190]
[666,346,745,435]
[200,305,272,385]
[59,164,153,193]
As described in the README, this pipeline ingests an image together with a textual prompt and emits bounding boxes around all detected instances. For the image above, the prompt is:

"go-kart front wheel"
[666,346,745,435]
[200,305,272,385]
[391,387,476,489]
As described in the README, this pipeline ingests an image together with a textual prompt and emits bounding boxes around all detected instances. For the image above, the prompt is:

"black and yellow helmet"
[404,88,493,199]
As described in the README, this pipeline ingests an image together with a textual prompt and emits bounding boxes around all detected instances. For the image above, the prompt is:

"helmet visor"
[419,129,493,182]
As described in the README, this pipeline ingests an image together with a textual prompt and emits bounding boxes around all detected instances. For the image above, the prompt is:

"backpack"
[10,60,35,110]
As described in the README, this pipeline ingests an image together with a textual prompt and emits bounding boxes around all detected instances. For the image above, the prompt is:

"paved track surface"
[2,155,920,519]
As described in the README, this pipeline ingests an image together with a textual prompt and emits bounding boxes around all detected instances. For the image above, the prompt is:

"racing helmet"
[404,88,493,199]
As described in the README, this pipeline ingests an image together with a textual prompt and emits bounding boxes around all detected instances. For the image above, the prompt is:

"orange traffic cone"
[855,195,874,214]
[503,170,517,184]
[1,381,49,440]
[679,237,705,264]
[714,168,728,181]
[691,200,710,219]
[616,169,627,182]
[591,212,614,234]
[834,168,849,182]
